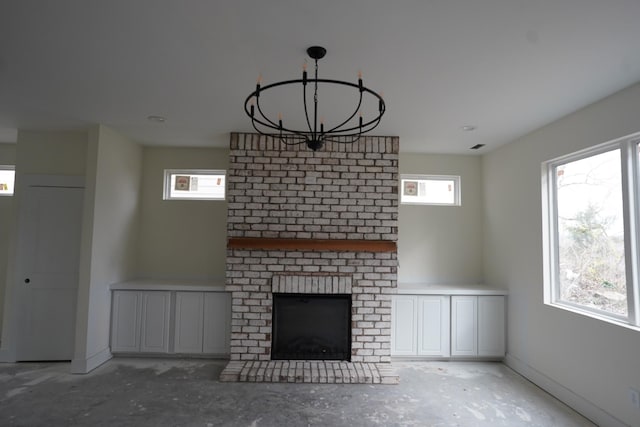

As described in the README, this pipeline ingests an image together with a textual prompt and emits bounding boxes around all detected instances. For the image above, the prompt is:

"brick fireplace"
[220,133,399,383]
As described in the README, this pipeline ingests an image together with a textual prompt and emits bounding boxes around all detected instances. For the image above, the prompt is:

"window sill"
[545,301,640,332]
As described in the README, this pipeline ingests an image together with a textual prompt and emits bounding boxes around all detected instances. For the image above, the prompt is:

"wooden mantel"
[227,237,397,253]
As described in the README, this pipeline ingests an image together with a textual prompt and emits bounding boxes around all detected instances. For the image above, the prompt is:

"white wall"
[398,153,484,286]
[0,143,17,336]
[12,130,88,176]
[136,146,479,284]
[136,146,229,280]
[73,125,142,373]
[483,82,640,427]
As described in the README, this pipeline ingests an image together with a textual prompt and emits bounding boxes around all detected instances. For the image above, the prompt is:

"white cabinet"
[111,285,230,356]
[391,295,450,357]
[391,295,418,355]
[140,291,171,352]
[417,296,450,357]
[111,291,141,352]
[174,291,230,354]
[203,292,231,354]
[174,292,204,353]
[478,296,506,357]
[451,296,478,356]
[451,295,505,358]
[391,292,506,359]
[111,290,171,353]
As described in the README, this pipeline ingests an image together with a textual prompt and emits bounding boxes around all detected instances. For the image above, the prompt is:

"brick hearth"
[220,361,399,384]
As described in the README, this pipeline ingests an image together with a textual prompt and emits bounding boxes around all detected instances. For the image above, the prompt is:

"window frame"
[0,165,15,196]
[162,169,226,201]
[542,132,640,328]
[399,174,461,206]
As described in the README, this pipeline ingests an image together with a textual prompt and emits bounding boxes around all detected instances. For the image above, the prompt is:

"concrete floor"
[0,358,595,427]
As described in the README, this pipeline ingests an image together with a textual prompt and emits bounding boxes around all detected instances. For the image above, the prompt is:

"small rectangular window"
[163,169,226,200]
[400,174,460,205]
[0,166,15,196]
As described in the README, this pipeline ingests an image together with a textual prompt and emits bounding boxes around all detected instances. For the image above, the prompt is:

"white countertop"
[110,278,226,292]
[110,280,505,295]
[396,284,507,295]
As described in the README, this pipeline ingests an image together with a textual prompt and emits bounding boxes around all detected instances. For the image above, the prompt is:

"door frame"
[0,174,85,362]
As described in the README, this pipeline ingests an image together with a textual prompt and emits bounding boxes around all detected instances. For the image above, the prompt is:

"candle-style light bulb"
[256,74,262,97]
[303,61,308,85]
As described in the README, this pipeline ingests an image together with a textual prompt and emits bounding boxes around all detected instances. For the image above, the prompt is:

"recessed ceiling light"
[461,125,476,131]
[147,115,166,123]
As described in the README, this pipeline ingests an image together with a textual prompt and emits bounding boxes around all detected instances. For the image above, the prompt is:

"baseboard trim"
[71,347,112,374]
[504,353,627,427]
[0,347,16,363]
[111,351,230,359]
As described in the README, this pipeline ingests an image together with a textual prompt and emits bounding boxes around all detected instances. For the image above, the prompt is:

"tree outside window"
[555,148,627,316]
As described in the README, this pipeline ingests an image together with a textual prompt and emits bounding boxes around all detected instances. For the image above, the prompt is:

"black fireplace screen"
[271,293,351,361]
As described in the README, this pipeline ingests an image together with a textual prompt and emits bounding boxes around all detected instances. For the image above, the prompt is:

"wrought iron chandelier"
[244,46,386,151]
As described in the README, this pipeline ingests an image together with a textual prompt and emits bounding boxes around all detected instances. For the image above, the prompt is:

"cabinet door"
[111,291,141,352]
[451,296,478,356]
[478,296,505,357]
[417,296,450,357]
[391,296,418,356]
[175,292,204,353]
[203,292,231,354]
[139,291,171,353]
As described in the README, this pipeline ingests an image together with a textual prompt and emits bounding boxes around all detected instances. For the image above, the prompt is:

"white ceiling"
[1,0,639,154]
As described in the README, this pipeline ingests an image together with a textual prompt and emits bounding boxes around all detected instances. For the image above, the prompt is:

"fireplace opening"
[272,293,351,361]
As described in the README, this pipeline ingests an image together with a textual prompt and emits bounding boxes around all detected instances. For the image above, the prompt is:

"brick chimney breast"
[225,133,398,363]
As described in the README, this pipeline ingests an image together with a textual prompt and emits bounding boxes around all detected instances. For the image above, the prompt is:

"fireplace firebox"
[271,293,351,361]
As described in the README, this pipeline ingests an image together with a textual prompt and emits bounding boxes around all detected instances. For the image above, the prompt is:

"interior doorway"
[13,176,84,361]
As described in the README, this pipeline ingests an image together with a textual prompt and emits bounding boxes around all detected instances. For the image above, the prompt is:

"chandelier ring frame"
[243,46,386,151]
[245,78,385,137]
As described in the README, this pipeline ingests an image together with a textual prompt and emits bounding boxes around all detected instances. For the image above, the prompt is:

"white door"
[175,291,204,353]
[478,296,506,357]
[16,183,84,361]
[451,296,478,357]
[391,295,417,356]
[139,291,171,353]
[110,291,142,353]
[417,296,450,357]
[203,292,230,354]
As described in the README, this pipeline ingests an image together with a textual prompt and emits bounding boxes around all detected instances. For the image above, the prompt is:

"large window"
[400,174,461,206]
[543,133,640,327]
[0,165,15,196]
[163,169,226,200]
